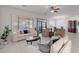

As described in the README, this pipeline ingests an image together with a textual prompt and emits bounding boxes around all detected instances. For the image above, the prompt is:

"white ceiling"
[10,5,79,17]
[10,5,51,16]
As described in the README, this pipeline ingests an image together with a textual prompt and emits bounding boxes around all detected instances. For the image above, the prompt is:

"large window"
[18,17,33,32]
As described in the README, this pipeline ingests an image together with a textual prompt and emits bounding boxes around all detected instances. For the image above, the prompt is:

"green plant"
[0,25,11,42]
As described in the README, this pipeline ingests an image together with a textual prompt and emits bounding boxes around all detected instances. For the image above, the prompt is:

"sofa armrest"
[59,40,72,53]
[50,38,64,53]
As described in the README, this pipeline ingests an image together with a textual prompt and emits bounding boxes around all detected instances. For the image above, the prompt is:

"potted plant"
[0,25,11,43]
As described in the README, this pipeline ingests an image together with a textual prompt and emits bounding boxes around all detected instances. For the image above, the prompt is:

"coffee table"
[26,36,41,45]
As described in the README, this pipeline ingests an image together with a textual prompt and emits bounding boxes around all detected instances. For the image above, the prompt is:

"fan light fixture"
[50,10,54,13]
[49,6,60,13]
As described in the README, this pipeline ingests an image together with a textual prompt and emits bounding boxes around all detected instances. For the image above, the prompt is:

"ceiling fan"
[49,6,60,13]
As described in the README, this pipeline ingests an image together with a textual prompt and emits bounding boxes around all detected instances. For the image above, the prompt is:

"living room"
[0,5,79,53]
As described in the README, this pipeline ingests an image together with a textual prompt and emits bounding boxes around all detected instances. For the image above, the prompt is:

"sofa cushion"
[50,38,64,53]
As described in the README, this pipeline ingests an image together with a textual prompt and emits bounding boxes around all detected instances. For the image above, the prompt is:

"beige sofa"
[12,28,37,42]
[26,36,71,53]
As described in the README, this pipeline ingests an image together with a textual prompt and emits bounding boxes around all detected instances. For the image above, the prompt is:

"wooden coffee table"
[26,36,41,45]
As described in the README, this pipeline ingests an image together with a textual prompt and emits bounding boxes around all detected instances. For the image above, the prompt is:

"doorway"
[68,20,77,33]
[36,18,47,36]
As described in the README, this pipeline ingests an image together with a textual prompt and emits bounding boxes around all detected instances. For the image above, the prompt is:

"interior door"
[68,20,77,33]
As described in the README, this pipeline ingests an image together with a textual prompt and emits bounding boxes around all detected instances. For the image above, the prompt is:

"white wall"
[0,8,1,27]
[0,6,46,34]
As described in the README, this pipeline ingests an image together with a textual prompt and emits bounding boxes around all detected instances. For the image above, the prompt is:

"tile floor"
[0,37,50,53]
[68,33,79,53]
[0,32,79,53]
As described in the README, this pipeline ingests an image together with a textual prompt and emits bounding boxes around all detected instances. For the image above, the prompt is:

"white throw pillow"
[50,38,64,53]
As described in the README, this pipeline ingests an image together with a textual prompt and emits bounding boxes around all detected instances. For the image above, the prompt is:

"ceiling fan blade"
[55,8,60,10]
[49,5,60,13]
[54,10,58,13]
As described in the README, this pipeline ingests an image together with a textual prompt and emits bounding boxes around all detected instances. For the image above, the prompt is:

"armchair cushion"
[38,44,50,53]
[38,38,59,53]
